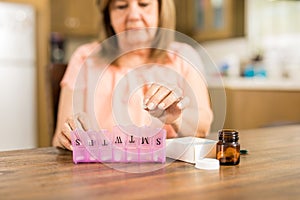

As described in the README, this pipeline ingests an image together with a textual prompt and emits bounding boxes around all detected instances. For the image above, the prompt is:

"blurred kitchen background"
[0,0,300,150]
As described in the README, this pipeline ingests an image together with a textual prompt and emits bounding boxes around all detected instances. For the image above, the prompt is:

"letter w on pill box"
[166,137,217,163]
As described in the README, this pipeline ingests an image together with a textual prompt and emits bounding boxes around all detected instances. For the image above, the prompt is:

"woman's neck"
[115,49,152,69]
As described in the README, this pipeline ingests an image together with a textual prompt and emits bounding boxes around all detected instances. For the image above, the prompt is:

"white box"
[166,137,217,164]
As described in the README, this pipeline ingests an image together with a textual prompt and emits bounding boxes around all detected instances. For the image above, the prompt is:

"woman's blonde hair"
[96,0,176,61]
[97,0,176,41]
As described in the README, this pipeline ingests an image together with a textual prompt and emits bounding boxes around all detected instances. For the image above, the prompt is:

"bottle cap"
[195,158,220,170]
[240,149,248,155]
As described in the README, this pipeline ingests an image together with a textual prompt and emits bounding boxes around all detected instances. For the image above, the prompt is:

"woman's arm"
[52,42,99,150]
[52,86,75,150]
[174,75,213,138]
[144,43,213,138]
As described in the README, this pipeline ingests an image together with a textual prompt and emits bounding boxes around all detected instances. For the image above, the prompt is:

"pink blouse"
[61,41,213,138]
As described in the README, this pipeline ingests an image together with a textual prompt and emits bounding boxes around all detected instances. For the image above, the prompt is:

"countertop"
[208,77,300,90]
[1,125,300,199]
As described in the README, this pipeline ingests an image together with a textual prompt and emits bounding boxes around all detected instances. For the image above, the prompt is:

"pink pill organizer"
[71,126,166,164]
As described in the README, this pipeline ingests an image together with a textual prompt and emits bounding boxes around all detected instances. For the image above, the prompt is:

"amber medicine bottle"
[216,129,240,165]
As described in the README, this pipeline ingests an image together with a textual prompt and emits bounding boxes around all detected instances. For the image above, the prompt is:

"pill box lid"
[166,137,217,163]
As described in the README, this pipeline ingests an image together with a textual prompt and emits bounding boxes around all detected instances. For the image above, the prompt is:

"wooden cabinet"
[174,0,245,41]
[51,0,99,37]
[209,82,300,131]
[224,88,300,129]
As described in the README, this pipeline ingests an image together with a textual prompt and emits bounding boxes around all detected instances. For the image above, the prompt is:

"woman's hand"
[143,83,189,124]
[52,114,90,151]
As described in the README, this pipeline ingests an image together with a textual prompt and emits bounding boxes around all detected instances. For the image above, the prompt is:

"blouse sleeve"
[60,42,99,89]
[169,42,213,135]
[183,45,213,134]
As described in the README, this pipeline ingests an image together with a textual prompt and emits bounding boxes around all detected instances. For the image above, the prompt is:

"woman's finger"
[62,122,72,140]
[65,117,76,131]
[176,96,190,110]
[145,86,171,110]
[143,83,160,105]
[58,131,72,151]
[76,113,90,131]
[157,91,182,110]
[57,122,73,150]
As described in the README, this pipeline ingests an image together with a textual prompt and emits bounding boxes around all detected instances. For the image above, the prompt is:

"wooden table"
[1,125,300,199]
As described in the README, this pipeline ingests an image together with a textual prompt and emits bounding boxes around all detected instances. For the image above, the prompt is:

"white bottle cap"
[195,158,220,170]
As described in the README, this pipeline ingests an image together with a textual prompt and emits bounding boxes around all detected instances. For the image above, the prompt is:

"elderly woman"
[52,0,213,150]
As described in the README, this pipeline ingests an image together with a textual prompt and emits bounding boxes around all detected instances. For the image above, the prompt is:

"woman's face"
[109,0,159,47]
